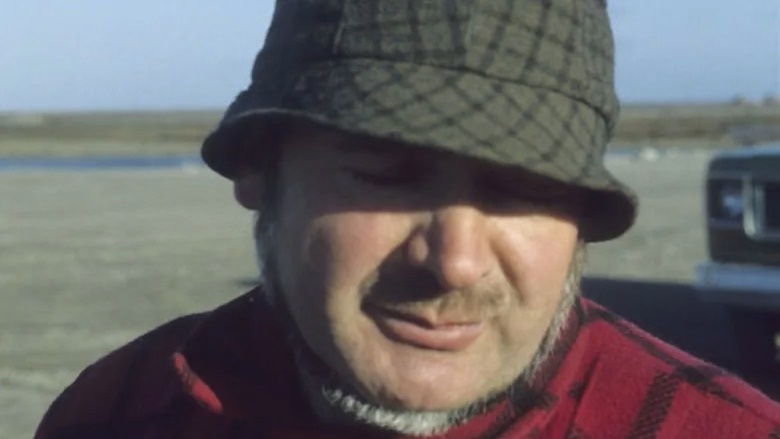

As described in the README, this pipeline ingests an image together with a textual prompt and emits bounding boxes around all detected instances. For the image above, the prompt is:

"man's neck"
[254,280,582,436]
[293,349,500,436]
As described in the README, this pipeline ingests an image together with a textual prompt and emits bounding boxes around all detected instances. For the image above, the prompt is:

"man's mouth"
[366,306,484,351]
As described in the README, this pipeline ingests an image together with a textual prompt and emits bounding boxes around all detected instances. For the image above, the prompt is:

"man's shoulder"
[34,308,212,438]
[580,299,780,436]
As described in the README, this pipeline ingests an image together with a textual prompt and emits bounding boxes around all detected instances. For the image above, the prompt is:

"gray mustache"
[362,268,510,316]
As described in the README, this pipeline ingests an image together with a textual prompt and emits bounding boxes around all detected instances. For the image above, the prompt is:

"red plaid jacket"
[36,289,780,438]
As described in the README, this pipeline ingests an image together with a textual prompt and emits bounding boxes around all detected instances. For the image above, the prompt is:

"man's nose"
[407,205,493,290]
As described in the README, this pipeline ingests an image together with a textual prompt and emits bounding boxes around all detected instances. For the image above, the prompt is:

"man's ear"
[233,172,264,210]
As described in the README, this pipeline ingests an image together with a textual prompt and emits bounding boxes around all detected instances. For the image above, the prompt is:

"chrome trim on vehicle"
[709,171,780,182]
[707,173,780,242]
[707,219,743,230]
[710,143,780,159]
[707,174,746,230]
[708,171,750,180]
[745,177,780,242]
[744,175,759,238]
[695,261,780,309]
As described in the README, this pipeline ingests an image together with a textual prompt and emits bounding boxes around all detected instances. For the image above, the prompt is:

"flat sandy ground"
[0,149,712,438]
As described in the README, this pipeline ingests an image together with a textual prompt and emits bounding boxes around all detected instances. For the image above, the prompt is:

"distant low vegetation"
[0,111,220,156]
[0,110,219,143]
[613,101,780,148]
[2,102,780,157]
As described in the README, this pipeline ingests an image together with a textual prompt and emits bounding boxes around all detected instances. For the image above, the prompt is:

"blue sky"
[1,0,778,111]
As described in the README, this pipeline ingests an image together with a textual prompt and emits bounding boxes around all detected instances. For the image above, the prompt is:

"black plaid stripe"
[527,299,588,390]
[482,10,605,94]
[483,87,555,163]
[335,0,616,111]
[465,389,558,439]
[204,0,637,241]
[515,2,564,80]
[466,394,559,439]
[579,2,617,115]
[526,426,543,438]
[365,0,383,54]
[258,0,343,67]
[671,364,742,405]
[442,0,467,61]
[436,5,600,101]
[536,392,559,411]
[222,0,620,180]
[470,403,521,439]
[527,97,589,180]
[566,426,595,439]
[469,1,612,108]
[625,373,680,439]
[769,427,780,439]
[567,381,587,402]
[294,59,607,187]
[440,80,553,162]
[406,0,424,63]
[338,1,597,65]
[353,64,481,135]
[340,0,471,64]
[588,307,746,408]
[475,0,520,72]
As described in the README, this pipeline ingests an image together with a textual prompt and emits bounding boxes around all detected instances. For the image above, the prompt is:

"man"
[36,0,780,438]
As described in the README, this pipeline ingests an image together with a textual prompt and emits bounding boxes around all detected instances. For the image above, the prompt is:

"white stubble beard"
[252,216,586,436]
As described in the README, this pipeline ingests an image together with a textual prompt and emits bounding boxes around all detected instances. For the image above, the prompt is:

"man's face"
[247,125,584,412]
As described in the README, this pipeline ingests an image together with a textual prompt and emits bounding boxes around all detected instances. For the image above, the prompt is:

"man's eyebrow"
[333,138,388,155]
[332,138,420,160]
[481,168,579,193]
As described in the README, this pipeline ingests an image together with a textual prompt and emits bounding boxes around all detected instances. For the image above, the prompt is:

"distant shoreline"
[2,102,779,157]
[0,146,720,171]
[0,155,205,171]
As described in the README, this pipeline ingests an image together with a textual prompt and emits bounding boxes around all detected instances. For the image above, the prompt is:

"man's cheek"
[317,214,401,287]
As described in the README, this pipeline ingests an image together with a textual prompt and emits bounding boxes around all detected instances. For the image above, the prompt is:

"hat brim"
[203,59,637,242]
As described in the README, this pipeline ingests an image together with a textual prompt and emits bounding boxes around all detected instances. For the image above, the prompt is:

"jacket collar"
[171,288,589,437]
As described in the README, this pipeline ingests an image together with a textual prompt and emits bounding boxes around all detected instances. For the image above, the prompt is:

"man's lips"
[367,307,484,351]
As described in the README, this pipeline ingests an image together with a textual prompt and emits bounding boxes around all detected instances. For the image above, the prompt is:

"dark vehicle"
[695,143,780,372]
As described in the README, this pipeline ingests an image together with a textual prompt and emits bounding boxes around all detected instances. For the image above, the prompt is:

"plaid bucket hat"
[202,0,638,242]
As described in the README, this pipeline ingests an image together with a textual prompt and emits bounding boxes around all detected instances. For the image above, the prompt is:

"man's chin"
[288,320,505,434]
[264,290,549,433]
[350,374,505,413]
[344,358,514,413]
[315,371,504,436]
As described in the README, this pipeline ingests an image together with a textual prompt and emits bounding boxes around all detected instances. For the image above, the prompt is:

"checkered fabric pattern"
[35,288,780,438]
[201,0,637,242]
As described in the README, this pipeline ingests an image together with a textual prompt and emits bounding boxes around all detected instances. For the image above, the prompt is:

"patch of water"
[0,156,204,171]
